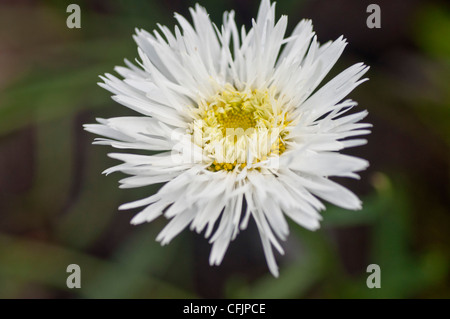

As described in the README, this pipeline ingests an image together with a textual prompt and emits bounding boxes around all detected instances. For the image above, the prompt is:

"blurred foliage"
[0,0,449,298]
[414,4,450,59]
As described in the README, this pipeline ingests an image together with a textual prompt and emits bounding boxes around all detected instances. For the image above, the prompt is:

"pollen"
[189,84,291,172]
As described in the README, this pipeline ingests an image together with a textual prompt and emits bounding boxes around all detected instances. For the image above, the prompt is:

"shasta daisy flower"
[84,0,371,277]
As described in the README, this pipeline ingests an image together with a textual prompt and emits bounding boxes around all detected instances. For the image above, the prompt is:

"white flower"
[84,0,371,277]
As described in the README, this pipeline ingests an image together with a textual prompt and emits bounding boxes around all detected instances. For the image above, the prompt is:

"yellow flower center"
[189,84,290,172]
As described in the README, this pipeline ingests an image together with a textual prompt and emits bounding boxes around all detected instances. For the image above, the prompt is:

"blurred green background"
[0,0,449,298]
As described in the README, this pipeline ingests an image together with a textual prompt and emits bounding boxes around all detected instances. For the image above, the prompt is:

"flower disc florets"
[189,84,291,172]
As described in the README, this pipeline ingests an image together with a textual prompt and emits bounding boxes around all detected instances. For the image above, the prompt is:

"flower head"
[85,0,371,277]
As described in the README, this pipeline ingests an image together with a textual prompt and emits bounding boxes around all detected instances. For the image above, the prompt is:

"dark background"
[0,0,449,298]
